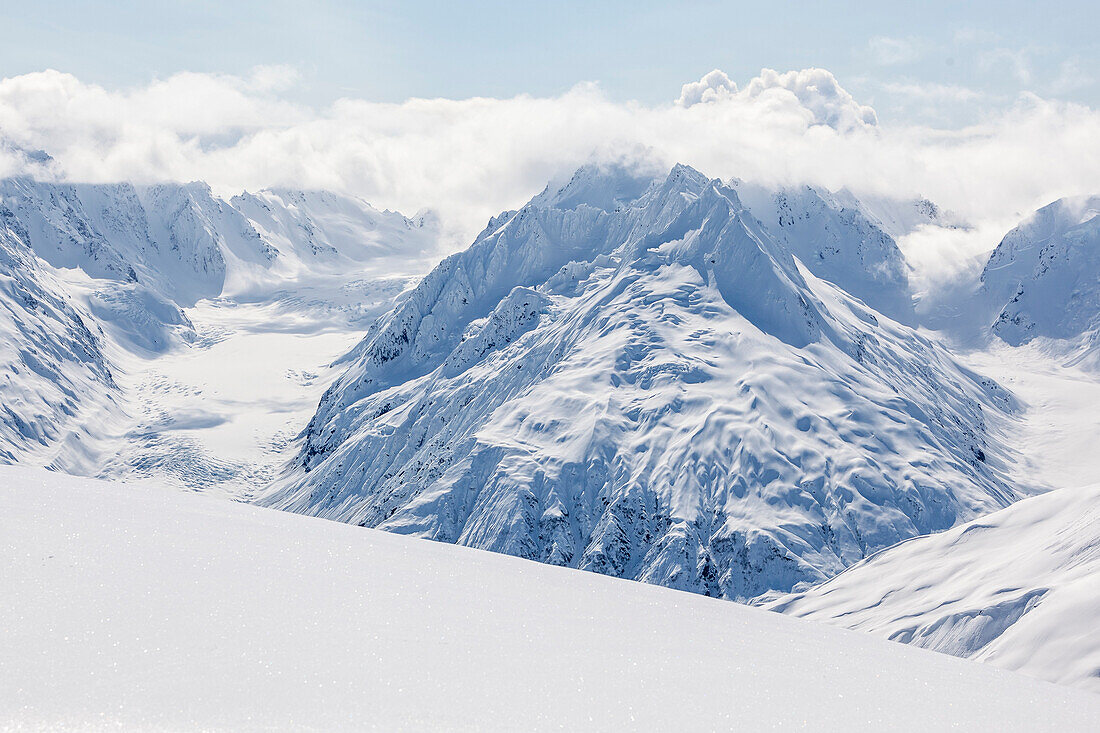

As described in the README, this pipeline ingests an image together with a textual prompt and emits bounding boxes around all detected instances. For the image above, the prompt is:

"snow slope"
[730,180,914,322]
[770,482,1100,692]
[0,177,437,492]
[980,195,1100,346]
[0,204,117,464]
[263,163,1023,601]
[769,338,1100,692]
[2,465,1096,732]
[962,340,1100,492]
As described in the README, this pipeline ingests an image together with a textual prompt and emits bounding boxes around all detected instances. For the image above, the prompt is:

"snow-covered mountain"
[261,163,1023,601]
[0,205,116,463]
[981,195,1100,346]
[0,178,435,343]
[5,466,1097,731]
[730,180,914,321]
[1,162,1097,710]
[837,190,968,240]
[0,178,437,484]
[770,481,1100,692]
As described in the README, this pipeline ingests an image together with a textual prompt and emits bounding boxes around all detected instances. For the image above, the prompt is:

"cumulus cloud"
[740,68,878,129]
[676,69,737,107]
[0,64,1098,277]
[676,68,874,130]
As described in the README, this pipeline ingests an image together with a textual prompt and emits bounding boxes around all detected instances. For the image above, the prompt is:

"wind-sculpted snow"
[981,195,1100,346]
[0,208,116,463]
[771,483,1100,692]
[264,164,1023,601]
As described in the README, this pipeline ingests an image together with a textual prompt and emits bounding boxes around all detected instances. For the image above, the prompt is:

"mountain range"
[0,162,1097,693]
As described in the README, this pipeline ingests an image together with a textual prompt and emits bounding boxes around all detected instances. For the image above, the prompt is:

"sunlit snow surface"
[2,466,1097,732]
[2,164,1100,711]
[772,481,1100,692]
[770,341,1100,692]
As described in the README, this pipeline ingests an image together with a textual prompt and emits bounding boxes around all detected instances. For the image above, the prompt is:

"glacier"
[0,176,437,489]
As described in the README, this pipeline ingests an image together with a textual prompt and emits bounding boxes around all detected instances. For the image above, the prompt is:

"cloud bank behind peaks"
[0,65,1098,267]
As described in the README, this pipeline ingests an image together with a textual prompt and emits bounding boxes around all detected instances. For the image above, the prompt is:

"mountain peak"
[263,165,1018,603]
[529,162,663,212]
[981,194,1100,346]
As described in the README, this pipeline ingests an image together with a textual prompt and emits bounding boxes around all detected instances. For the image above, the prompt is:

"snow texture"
[771,482,1100,692]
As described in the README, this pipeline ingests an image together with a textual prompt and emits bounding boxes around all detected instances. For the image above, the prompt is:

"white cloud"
[741,68,878,129]
[0,65,1098,266]
[676,69,737,107]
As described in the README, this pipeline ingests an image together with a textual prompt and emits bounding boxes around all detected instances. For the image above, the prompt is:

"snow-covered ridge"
[981,195,1100,346]
[770,481,1100,692]
[730,180,914,322]
[5,466,1097,731]
[0,177,438,475]
[0,209,116,463]
[0,177,436,310]
[263,163,1023,601]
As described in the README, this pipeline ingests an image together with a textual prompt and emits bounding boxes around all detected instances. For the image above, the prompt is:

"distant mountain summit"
[981,196,1100,346]
[262,163,1021,601]
[729,180,914,322]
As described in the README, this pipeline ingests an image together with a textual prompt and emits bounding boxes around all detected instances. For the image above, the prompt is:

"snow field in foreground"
[2,466,1097,731]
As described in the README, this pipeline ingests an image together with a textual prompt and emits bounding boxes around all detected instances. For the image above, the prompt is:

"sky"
[2,1,1097,124]
[0,1,1099,277]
